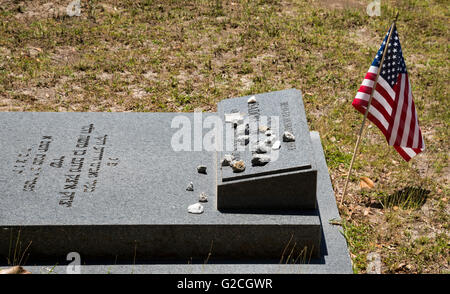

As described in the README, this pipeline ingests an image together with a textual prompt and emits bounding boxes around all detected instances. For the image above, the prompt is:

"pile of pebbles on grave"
[186,166,209,214]
[187,96,296,214]
[221,95,296,172]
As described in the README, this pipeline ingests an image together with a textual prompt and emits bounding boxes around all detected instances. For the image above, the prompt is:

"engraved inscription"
[248,102,260,119]
[10,122,119,208]
[12,148,32,175]
[19,136,53,191]
[58,124,94,207]
[58,125,118,207]
[280,102,296,150]
[84,135,109,192]
[50,156,65,168]
[230,108,241,160]
[247,101,261,154]
[229,103,261,160]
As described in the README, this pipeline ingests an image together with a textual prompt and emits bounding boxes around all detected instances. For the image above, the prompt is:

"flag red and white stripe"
[352,25,424,161]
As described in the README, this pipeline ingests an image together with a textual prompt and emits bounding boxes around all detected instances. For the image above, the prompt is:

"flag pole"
[340,12,399,206]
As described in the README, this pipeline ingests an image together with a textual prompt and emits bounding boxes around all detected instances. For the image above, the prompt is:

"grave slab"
[0,112,320,263]
[217,89,317,211]
[20,131,352,274]
[0,89,352,273]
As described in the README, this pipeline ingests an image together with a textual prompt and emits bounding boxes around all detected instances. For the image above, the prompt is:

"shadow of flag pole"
[340,12,399,207]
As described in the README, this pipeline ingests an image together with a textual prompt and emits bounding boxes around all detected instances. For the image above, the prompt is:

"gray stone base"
[19,132,352,274]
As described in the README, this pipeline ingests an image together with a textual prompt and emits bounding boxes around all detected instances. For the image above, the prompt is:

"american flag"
[352,24,425,161]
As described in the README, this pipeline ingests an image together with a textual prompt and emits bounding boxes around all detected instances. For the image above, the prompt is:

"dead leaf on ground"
[0,266,31,274]
[395,263,406,271]
[395,262,412,272]
[360,176,375,189]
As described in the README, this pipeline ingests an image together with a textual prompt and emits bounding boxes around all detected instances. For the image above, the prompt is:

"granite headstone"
[0,89,352,273]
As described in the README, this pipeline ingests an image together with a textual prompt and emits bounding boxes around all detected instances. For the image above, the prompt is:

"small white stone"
[283,131,295,142]
[199,192,208,202]
[188,203,204,214]
[247,96,256,104]
[265,130,273,137]
[258,125,269,133]
[186,182,194,191]
[272,140,281,150]
[221,154,235,166]
[225,113,245,127]
[256,142,269,154]
[236,123,246,135]
[251,154,271,166]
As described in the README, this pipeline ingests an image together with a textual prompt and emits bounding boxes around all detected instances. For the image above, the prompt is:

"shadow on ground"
[382,186,430,209]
